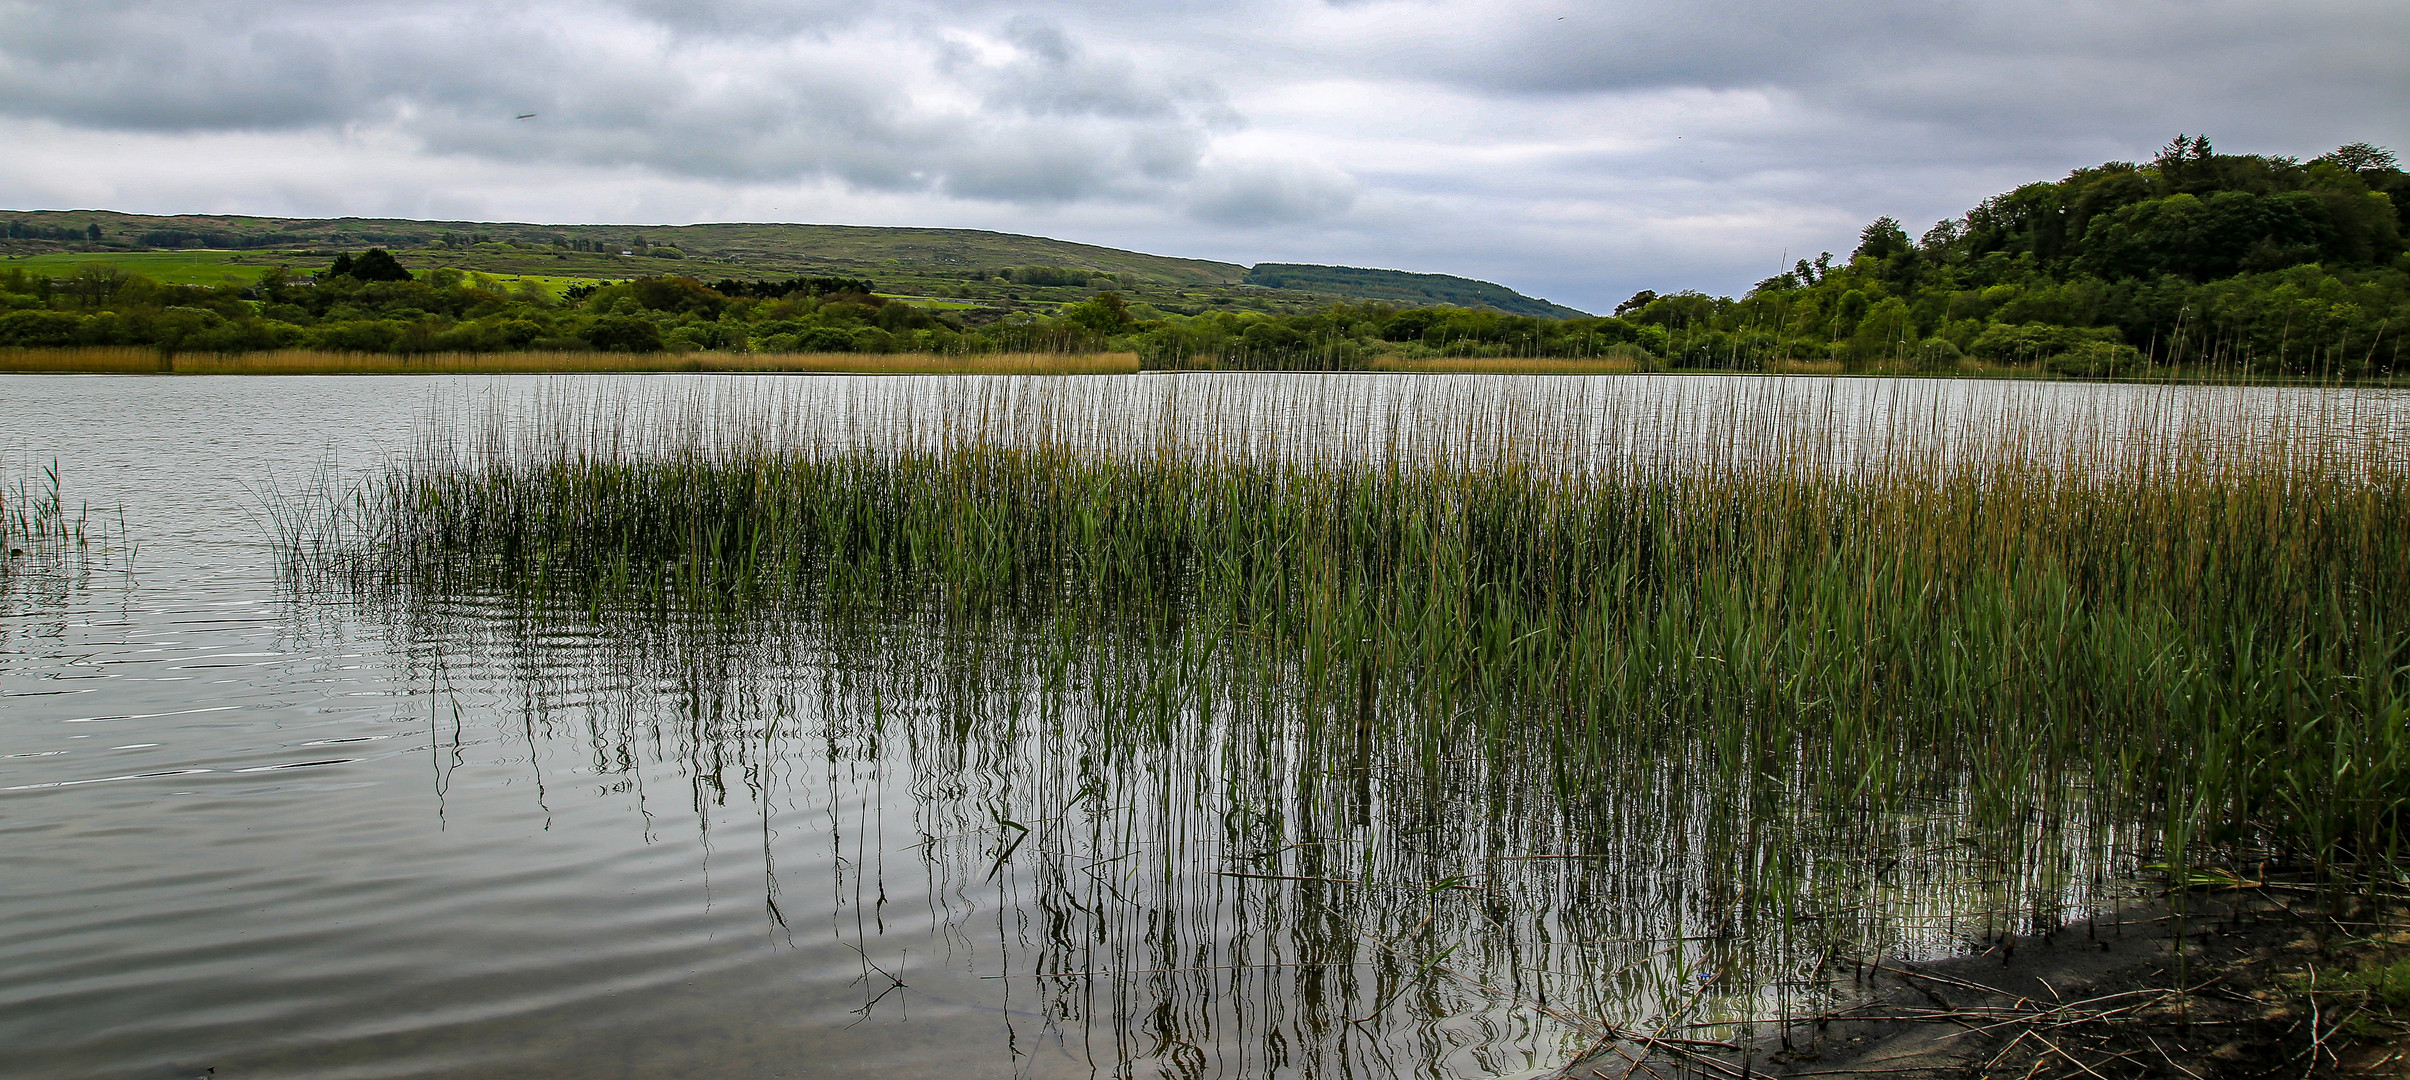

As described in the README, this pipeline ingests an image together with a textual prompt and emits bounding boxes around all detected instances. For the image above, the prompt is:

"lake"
[4,373,2401,1080]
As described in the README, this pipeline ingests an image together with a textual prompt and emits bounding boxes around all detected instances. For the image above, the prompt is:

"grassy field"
[446,271,620,297]
[0,347,1138,375]
[0,251,625,297]
[1,250,271,287]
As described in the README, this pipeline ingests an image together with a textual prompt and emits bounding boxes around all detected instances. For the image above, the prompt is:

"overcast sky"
[2,1,2404,313]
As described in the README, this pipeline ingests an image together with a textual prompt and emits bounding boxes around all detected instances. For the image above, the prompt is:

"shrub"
[1969,322,2127,365]
[0,310,84,347]
[581,316,665,353]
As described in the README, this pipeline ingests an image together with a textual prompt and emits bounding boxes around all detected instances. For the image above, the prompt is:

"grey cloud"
[938,136,1114,202]
[1005,19,1076,65]
[0,5,355,129]
[983,17,1230,123]
[1391,2,2224,94]
[0,0,1247,207]
[1377,0,2410,154]
[1186,161,1357,226]
[609,0,860,38]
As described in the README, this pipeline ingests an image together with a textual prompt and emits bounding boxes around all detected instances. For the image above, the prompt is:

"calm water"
[2,374,2391,1080]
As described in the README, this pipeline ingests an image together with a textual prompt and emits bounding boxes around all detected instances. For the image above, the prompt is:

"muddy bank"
[1561,887,2409,1079]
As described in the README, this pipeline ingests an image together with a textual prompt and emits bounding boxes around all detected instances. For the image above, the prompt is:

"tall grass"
[295,375,2410,1062]
[3,458,84,559]
[1,457,123,603]
[0,347,1140,376]
[332,377,2409,882]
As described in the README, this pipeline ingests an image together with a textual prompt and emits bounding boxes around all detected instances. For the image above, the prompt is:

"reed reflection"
[342,581,2124,1079]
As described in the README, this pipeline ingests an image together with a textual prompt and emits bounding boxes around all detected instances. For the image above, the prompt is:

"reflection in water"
[354,579,2121,1078]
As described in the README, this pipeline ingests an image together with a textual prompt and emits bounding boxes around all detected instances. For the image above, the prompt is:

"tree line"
[6,221,102,243]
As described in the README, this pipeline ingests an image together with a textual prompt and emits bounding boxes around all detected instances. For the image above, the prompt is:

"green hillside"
[0,211,1239,279]
[0,210,1568,317]
[1246,264,1589,317]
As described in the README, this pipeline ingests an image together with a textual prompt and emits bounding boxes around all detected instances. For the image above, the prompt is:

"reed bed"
[295,374,2410,1064]
[0,346,1140,376]
[325,377,2410,881]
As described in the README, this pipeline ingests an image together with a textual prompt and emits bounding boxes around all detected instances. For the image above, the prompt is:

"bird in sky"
[515,113,538,120]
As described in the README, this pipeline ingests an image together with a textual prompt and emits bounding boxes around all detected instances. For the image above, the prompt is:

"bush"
[666,323,742,351]
[783,327,850,352]
[582,316,665,353]
[2044,339,2147,378]
[628,277,724,316]
[1010,266,1096,287]
[1914,338,1967,371]
[327,249,414,283]
[1969,322,2126,365]
[0,310,84,346]
[1239,322,1308,353]
[1600,342,1655,366]
[1064,293,1135,334]
[313,319,409,353]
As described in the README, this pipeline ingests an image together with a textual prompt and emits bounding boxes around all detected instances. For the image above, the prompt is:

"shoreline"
[1563,887,2410,1079]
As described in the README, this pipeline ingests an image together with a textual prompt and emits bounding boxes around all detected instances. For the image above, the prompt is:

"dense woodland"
[2,137,2405,377]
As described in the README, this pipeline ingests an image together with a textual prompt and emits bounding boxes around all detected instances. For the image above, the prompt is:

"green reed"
[3,458,89,575]
[328,377,2409,893]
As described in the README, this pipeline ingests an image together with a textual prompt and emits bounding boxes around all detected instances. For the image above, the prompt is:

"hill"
[1245,264,1588,318]
[0,210,1571,316]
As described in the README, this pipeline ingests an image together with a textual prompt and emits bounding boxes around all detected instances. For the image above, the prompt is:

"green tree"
[63,264,134,308]
[2324,143,2399,174]
[582,316,664,352]
[1846,297,1915,366]
[0,310,85,346]
[1854,216,1911,261]
[345,249,415,283]
[1065,291,1134,334]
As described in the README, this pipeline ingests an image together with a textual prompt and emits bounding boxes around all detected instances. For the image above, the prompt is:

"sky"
[2,1,2405,314]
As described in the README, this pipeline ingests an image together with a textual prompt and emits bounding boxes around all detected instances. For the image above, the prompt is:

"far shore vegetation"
[3,135,2406,381]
